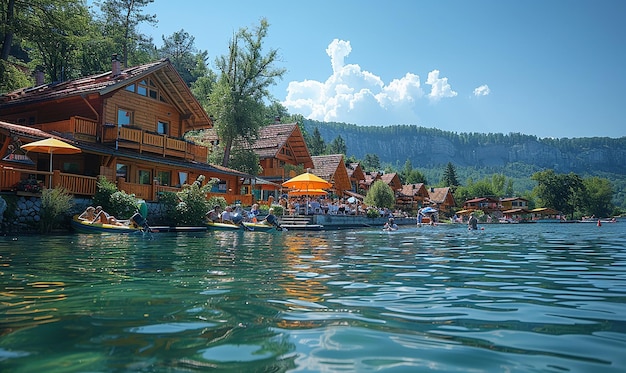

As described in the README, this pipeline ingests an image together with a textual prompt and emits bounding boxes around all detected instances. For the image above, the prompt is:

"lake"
[1,222,625,372]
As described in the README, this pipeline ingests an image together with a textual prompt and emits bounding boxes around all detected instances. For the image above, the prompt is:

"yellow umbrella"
[21,138,81,187]
[288,188,328,196]
[282,172,331,190]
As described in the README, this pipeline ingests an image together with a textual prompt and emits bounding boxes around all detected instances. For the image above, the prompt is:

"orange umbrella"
[21,138,81,187]
[282,172,331,190]
[288,188,328,196]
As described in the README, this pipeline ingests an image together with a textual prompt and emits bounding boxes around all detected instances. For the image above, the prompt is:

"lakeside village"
[0,58,616,234]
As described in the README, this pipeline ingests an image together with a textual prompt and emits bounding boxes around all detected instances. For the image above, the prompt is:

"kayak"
[71,215,144,234]
[206,221,280,232]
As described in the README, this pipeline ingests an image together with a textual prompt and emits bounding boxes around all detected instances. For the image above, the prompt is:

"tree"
[159,29,208,86]
[308,127,326,156]
[400,159,427,184]
[442,162,459,187]
[327,135,347,155]
[532,170,584,219]
[208,18,286,167]
[229,148,262,176]
[362,153,380,172]
[581,176,613,218]
[99,0,157,67]
[364,180,395,209]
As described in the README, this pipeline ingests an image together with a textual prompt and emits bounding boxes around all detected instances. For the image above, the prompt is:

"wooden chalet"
[427,187,456,215]
[310,154,351,197]
[346,162,365,194]
[396,183,429,212]
[380,172,402,192]
[462,197,501,214]
[246,123,313,195]
[500,197,529,211]
[0,57,253,203]
[360,172,382,192]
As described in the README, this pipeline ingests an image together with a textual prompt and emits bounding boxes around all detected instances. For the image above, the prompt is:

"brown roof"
[428,187,454,205]
[311,154,344,181]
[0,59,212,130]
[399,183,427,197]
[246,123,312,167]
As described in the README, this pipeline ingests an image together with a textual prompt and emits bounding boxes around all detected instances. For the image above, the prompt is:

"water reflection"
[0,224,625,372]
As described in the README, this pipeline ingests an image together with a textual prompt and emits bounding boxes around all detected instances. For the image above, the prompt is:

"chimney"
[35,70,45,86]
[274,116,281,124]
[111,54,121,76]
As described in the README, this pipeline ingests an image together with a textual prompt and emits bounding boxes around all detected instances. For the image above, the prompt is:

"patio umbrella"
[288,188,328,196]
[21,138,81,187]
[283,172,331,214]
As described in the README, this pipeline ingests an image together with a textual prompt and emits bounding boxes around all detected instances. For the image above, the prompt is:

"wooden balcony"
[35,117,208,162]
[0,166,97,196]
[102,125,207,162]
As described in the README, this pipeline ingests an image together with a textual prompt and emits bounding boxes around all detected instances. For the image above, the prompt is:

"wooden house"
[0,57,252,203]
[310,154,351,196]
[346,162,365,194]
[360,171,382,192]
[246,122,313,187]
[462,197,501,214]
[427,187,456,215]
[500,197,529,211]
[380,172,402,192]
[396,183,429,211]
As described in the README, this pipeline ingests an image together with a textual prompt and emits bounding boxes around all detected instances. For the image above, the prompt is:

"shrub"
[161,175,216,226]
[109,191,140,219]
[92,177,118,212]
[40,187,74,234]
[364,180,396,209]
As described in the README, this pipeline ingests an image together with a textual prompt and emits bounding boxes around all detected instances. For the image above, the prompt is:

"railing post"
[52,170,61,188]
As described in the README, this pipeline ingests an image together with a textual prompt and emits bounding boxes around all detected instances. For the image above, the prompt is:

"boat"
[71,215,145,234]
[206,221,280,232]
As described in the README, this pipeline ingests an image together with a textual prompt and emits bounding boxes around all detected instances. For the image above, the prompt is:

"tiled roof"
[428,187,452,204]
[311,154,343,180]
[380,172,399,184]
[244,123,312,167]
[399,183,426,197]
[0,59,211,129]
[0,60,165,106]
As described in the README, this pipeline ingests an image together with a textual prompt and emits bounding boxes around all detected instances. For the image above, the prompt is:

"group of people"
[205,204,280,228]
[78,205,145,228]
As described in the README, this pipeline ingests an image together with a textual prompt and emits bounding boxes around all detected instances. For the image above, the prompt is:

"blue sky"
[116,0,625,139]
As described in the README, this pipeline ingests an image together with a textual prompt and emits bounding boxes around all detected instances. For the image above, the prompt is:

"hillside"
[302,120,626,174]
[301,119,626,206]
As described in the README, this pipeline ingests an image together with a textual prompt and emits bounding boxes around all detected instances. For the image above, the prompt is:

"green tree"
[208,18,285,167]
[99,0,157,67]
[364,180,395,209]
[362,153,380,172]
[581,176,613,218]
[308,127,326,156]
[229,148,262,176]
[532,170,584,219]
[158,29,208,86]
[442,162,460,187]
[327,135,347,155]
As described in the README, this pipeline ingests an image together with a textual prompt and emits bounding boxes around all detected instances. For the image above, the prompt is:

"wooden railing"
[0,166,97,195]
[34,116,98,139]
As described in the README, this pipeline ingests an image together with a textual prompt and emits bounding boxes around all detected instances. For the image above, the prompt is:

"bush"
[109,191,140,219]
[92,177,118,212]
[161,175,216,226]
[364,180,396,209]
[40,187,74,234]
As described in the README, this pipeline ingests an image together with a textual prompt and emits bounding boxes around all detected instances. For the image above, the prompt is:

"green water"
[1,223,625,372]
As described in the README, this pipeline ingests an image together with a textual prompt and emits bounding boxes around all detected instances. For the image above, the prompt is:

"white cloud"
[282,39,456,126]
[426,70,458,102]
[473,84,491,97]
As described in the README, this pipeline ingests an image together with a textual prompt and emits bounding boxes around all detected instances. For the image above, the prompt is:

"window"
[125,84,135,92]
[157,171,170,186]
[157,120,169,135]
[138,170,151,185]
[137,80,147,96]
[178,171,188,187]
[116,164,128,179]
[63,162,80,173]
[117,108,133,127]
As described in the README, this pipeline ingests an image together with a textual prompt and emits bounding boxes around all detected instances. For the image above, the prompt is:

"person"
[468,213,478,230]
[93,206,122,225]
[248,203,260,222]
[384,217,398,231]
[78,206,96,221]
[220,206,235,224]
[206,205,222,223]
[261,208,280,228]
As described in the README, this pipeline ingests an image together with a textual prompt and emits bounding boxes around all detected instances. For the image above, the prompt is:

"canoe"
[71,215,144,234]
[206,221,242,231]
[206,221,279,232]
